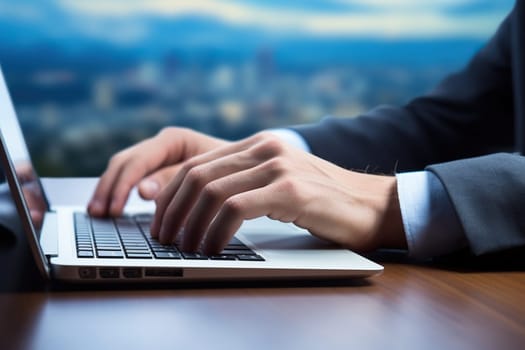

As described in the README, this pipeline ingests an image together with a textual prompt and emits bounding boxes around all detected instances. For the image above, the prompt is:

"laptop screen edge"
[0,68,51,279]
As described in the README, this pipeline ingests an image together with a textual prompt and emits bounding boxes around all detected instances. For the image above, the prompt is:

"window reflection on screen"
[14,160,47,231]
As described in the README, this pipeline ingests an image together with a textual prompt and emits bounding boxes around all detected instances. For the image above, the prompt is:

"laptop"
[0,67,383,283]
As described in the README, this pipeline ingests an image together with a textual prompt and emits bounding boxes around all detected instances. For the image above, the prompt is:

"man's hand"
[88,127,229,216]
[145,131,406,255]
[89,129,406,254]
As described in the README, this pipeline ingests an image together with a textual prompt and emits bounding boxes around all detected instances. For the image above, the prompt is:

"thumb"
[138,165,181,199]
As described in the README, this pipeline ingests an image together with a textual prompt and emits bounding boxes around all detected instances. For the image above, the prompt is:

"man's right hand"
[87,127,230,217]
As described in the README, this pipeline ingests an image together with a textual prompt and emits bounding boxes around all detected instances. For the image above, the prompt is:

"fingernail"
[140,180,160,198]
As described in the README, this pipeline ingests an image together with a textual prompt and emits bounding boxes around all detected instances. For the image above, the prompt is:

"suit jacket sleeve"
[292,8,514,174]
[292,5,525,255]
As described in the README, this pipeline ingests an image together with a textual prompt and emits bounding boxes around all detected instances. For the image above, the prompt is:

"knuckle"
[186,166,207,188]
[223,197,244,216]
[251,132,286,158]
[156,126,177,138]
[201,182,223,202]
[158,126,193,140]
[127,158,148,174]
[108,152,125,167]
[251,131,271,143]
[180,158,198,174]
[277,177,300,197]
[262,137,285,156]
[264,157,288,177]
[179,162,192,175]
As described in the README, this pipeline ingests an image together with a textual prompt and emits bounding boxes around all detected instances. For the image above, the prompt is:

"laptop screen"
[0,69,48,236]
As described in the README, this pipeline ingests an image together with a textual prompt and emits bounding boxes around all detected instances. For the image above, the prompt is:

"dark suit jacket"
[293,1,525,256]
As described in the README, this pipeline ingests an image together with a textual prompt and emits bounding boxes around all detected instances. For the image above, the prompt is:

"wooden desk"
[1,231,524,350]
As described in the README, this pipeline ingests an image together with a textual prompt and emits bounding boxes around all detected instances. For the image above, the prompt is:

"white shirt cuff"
[397,171,467,259]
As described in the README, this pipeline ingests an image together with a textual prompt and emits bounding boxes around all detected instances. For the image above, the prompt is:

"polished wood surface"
[1,230,524,350]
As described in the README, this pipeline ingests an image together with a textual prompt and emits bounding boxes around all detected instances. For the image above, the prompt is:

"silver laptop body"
[0,67,383,283]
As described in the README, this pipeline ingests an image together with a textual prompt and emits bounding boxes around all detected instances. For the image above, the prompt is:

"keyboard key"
[125,249,151,254]
[224,245,251,251]
[122,243,146,248]
[181,252,209,260]
[123,238,148,242]
[76,236,90,240]
[77,245,93,250]
[134,213,154,223]
[121,240,147,245]
[154,251,182,259]
[122,241,148,246]
[228,237,245,246]
[237,254,265,261]
[94,245,122,251]
[76,240,92,245]
[77,250,94,258]
[210,255,237,260]
[126,253,152,259]
[94,240,120,245]
[97,250,124,258]
[221,249,256,256]
[151,246,178,252]
[123,246,150,251]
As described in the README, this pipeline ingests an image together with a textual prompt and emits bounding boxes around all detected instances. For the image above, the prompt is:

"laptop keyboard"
[74,213,264,261]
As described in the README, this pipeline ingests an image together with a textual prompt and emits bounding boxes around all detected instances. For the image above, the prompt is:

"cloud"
[333,0,476,10]
[0,2,44,21]
[57,0,509,39]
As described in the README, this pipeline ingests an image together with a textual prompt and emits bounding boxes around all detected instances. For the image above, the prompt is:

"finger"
[150,134,274,239]
[138,164,182,200]
[154,147,268,244]
[181,161,277,252]
[89,148,157,216]
[88,156,127,216]
[107,139,188,216]
[89,131,184,216]
[154,174,197,244]
[201,184,291,255]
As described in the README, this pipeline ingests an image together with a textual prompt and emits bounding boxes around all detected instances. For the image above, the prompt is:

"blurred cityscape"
[0,0,516,176]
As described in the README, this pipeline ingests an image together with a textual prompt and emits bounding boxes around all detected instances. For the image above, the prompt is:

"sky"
[56,0,515,39]
[0,0,517,45]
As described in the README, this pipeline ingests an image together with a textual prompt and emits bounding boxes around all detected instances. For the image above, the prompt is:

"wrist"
[377,176,407,250]
[356,173,406,250]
